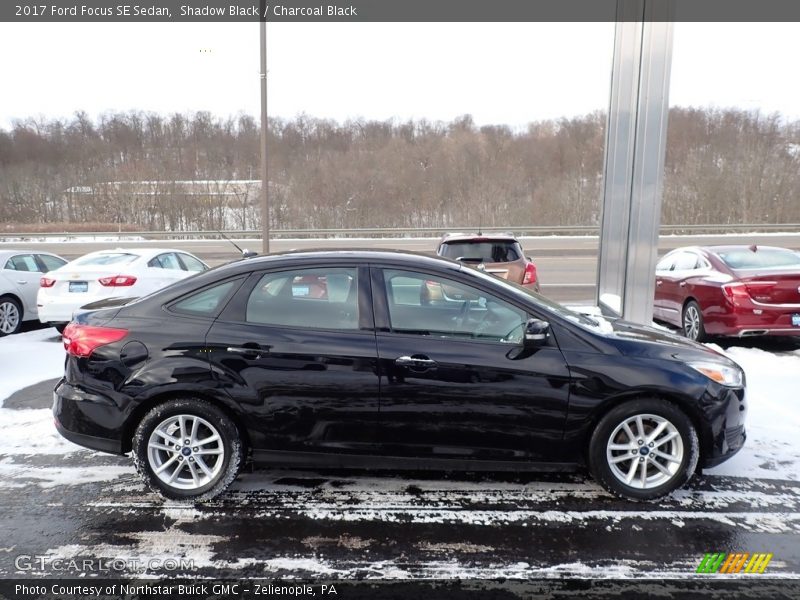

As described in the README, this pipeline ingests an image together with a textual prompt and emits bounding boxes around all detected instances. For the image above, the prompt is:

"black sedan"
[53,250,747,501]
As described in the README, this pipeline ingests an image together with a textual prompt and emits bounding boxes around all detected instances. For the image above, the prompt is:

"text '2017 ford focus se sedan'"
[54,250,747,501]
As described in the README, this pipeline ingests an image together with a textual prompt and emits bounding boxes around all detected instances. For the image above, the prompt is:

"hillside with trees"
[0,108,798,232]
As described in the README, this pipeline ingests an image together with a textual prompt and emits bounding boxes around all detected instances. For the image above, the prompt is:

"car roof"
[667,245,795,256]
[439,232,519,243]
[214,248,464,275]
[77,248,196,259]
[0,249,62,259]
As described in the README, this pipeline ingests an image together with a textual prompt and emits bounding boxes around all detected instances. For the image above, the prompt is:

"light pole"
[259,7,270,253]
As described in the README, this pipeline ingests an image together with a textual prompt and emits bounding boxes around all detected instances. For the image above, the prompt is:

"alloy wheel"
[683,305,701,340]
[606,413,684,490]
[147,414,225,491]
[0,301,20,334]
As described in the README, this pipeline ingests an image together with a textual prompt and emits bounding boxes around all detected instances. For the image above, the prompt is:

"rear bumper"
[705,302,800,337]
[52,378,125,455]
[38,298,81,324]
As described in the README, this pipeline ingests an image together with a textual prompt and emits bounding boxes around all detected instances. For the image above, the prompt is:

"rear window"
[439,241,522,262]
[73,252,139,266]
[717,248,800,270]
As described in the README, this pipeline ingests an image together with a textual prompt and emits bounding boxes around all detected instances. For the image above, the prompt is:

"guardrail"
[2,223,800,240]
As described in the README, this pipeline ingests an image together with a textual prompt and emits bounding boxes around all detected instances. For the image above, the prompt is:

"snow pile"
[0,327,64,406]
[705,344,800,481]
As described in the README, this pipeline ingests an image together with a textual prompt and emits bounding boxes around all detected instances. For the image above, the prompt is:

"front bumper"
[52,379,125,454]
[698,383,748,468]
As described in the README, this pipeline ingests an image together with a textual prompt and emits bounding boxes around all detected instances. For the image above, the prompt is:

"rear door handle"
[656,280,663,286]
[17,280,27,285]
[395,355,437,369]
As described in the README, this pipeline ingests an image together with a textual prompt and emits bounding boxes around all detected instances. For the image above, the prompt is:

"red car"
[654,245,800,341]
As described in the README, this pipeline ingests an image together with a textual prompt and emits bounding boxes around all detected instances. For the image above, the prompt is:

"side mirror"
[523,318,550,347]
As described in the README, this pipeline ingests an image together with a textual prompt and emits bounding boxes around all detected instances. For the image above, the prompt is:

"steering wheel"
[457,300,490,334]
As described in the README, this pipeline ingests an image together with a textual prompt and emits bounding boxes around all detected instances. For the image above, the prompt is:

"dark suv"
[436,233,540,293]
[54,250,746,502]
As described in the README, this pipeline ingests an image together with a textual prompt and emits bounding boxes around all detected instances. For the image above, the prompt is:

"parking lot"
[1,328,799,587]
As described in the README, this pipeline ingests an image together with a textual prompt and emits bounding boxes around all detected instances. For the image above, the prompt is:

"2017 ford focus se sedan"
[53,250,747,502]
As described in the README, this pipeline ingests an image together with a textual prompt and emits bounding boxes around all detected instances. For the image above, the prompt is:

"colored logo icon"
[696,552,773,574]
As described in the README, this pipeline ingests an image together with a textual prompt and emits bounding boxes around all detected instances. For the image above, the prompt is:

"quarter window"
[382,269,528,343]
[171,280,238,317]
[178,253,207,272]
[246,267,358,330]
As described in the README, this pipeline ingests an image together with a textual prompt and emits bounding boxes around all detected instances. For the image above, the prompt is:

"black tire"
[588,398,699,501]
[0,296,23,337]
[54,323,67,334]
[682,300,707,342]
[132,398,243,501]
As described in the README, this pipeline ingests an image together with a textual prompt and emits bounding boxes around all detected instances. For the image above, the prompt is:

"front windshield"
[462,265,602,328]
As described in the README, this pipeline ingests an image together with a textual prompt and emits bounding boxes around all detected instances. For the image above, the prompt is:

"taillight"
[522,262,538,285]
[744,281,776,296]
[40,277,56,288]
[62,323,128,358]
[98,275,137,287]
[721,283,750,305]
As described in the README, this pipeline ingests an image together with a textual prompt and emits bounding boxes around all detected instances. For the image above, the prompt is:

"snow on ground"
[0,327,64,405]
[706,344,800,481]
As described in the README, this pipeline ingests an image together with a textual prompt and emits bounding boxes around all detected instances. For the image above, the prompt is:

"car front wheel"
[588,398,699,501]
[133,398,243,501]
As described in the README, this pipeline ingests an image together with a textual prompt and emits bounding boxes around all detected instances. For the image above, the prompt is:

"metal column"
[597,0,673,324]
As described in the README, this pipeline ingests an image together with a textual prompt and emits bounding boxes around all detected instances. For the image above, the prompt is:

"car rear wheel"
[682,300,706,342]
[588,398,699,501]
[0,297,22,336]
[133,398,243,501]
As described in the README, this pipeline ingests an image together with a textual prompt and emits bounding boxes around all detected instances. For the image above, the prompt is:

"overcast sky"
[1,22,799,129]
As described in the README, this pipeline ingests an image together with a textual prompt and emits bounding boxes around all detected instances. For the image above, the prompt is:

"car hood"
[593,316,737,366]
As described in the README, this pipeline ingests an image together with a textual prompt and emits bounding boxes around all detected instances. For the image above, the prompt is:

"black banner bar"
[4,0,800,23]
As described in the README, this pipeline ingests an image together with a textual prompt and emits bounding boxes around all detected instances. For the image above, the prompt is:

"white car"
[0,250,69,335]
[37,248,208,330]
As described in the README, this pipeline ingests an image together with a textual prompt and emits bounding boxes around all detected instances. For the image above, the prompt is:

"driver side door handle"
[395,355,438,369]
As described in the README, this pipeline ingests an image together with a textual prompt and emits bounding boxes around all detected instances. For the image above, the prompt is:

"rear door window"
[5,254,40,272]
[37,254,67,272]
[245,267,359,330]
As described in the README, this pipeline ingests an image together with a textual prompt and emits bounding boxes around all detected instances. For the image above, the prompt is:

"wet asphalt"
[1,374,800,597]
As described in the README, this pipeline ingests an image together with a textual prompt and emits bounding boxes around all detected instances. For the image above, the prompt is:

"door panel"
[373,267,571,462]
[206,265,380,454]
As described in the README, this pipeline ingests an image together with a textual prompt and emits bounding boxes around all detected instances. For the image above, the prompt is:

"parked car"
[654,245,800,341]
[38,248,208,331]
[436,232,540,293]
[0,250,68,336]
[54,250,746,502]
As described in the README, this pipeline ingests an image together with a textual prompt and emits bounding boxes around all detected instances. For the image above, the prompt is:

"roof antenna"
[749,244,758,253]
[218,230,258,259]
[478,215,482,236]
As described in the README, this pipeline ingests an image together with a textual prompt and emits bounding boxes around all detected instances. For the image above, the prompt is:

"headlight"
[687,360,744,387]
